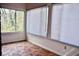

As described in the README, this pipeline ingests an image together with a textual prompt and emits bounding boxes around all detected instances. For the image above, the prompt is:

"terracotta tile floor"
[2,41,58,56]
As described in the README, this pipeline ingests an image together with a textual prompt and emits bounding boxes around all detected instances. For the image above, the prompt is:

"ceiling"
[1,3,47,10]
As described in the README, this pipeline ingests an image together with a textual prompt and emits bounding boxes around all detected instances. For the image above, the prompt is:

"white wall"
[2,32,25,44]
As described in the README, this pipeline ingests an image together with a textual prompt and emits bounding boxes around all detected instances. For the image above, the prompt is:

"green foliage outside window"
[1,8,24,32]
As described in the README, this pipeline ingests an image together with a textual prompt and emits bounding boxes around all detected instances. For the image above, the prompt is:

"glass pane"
[1,8,24,32]
[1,8,16,32]
[16,11,24,32]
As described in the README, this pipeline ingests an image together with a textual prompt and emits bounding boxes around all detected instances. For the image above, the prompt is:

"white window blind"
[51,4,63,40]
[51,4,79,47]
[27,7,48,37]
[60,4,79,47]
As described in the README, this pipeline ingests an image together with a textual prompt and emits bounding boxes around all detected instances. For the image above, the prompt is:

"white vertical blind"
[51,4,79,47]
[27,7,48,37]
[40,7,48,36]
[51,4,63,40]
[60,4,79,46]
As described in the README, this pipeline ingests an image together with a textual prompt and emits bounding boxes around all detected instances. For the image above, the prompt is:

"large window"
[1,8,24,32]
[27,7,48,37]
[51,4,79,47]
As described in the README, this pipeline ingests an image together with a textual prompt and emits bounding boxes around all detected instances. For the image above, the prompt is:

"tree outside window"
[1,8,24,32]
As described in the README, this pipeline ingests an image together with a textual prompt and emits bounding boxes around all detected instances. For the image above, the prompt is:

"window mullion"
[47,4,52,39]
[15,10,17,32]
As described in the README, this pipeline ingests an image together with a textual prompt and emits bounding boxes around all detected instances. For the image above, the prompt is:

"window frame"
[1,8,25,33]
[26,6,49,38]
